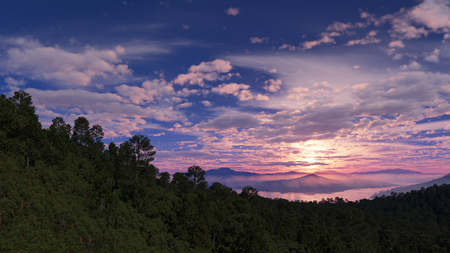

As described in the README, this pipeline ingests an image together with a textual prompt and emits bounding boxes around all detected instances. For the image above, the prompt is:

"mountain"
[205,167,306,177]
[252,174,396,194]
[351,168,423,175]
[372,174,450,198]
[205,167,259,177]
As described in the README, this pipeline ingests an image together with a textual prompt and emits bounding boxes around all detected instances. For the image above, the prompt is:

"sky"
[1,0,450,174]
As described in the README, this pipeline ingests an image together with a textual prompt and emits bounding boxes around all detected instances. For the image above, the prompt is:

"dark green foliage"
[2,90,450,252]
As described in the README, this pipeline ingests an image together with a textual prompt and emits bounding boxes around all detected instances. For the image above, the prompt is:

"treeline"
[1,91,450,252]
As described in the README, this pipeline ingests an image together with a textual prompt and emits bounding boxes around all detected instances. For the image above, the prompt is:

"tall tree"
[185,165,207,189]
[73,116,90,145]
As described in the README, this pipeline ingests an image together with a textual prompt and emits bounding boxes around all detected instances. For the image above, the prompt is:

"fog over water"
[210,170,445,202]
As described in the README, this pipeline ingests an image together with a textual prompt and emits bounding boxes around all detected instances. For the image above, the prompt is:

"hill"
[351,168,423,175]
[372,174,450,198]
[253,174,396,194]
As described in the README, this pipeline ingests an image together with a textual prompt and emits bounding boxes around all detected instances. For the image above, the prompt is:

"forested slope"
[1,91,450,253]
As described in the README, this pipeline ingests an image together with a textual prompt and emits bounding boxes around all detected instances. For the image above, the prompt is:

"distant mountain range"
[252,174,396,194]
[205,167,430,178]
[204,168,446,195]
[372,174,450,198]
[351,168,423,175]
[205,167,306,177]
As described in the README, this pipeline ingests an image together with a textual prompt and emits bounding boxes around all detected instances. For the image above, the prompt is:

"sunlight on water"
[256,187,396,202]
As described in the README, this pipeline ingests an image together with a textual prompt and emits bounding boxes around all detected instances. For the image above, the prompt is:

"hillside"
[372,174,450,198]
[2,91,450,252]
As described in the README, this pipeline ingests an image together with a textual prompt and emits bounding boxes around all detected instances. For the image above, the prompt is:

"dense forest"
[1,90,450,253]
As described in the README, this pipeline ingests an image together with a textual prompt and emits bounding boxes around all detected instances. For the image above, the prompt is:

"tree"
[50,117,72,137]
[73,116,90,145]
[185,165,207,189]
[240,186,258,198]
[9,90,33,111]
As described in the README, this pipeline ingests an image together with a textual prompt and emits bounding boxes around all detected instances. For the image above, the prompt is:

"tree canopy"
[1,90,450,252]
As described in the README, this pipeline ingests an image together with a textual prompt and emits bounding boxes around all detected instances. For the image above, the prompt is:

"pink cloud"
[250,37,269,43]
[225,7,240,16]
[173,59,233,86]
[263,79,282,92]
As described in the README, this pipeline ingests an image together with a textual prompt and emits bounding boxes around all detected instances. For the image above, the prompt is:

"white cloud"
[115,78,174,104]
[225,7,240,16]
[1,37,131,86]
[250,37,269,43]
[269,68,277,73]
[256,94,270,101]
[4,76,26,89]
[424,48,440,62]
[25,88,182,137]
[263,79,282,92]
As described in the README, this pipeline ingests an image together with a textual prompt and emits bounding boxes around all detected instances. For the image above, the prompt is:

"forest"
[1,90,450,253]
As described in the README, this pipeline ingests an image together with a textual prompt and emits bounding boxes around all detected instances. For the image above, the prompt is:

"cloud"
[424,48,440,62]
[115,78,174,104]
[24,88,183,137]
[188,59,232,73]
[400,61,422,70]
[256,94,270,101]
[263,79,282,92]
[225,7,240,16]
[345,30,381,46]
[443,33,450,42]
[201,100,212,107]
[388,40,405,48]
[211,82,253,100]
[279,44,297,51]
[1,37,132,86]
[173,59,233,87]
[286,86,310,100]
[175,87,199,97]
[238,89,253,101]
[326,21,367,31]
[250,37,269,43]
[182,24,191,30]
[301,35,336,50]
[176,102,193,109]
[194,113,261,131]
[4,76,26,90]
[409,0,450,31]
[269,68,277,73]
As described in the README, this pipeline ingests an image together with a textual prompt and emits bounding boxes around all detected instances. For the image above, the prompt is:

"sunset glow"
[2,0,450,175]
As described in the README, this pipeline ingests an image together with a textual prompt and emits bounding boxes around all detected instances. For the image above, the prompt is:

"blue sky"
[1,0,450,174]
